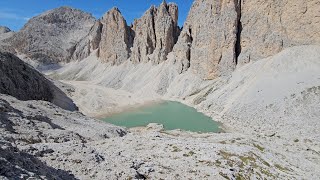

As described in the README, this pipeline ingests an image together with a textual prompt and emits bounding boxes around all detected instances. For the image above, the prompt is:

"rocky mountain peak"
[108,7,121,14]
[6,6,95,66]
[159,1,168,12]
[173,0,239,79]
[130,2,179,64]
[98,7,133,65]
[0,26,11,34]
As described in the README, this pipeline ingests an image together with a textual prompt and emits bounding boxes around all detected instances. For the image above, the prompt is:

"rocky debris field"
[1,95,313,179]
[0,0,319,179]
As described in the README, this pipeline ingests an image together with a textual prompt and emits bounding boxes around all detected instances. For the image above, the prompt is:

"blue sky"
[0,0,194,31]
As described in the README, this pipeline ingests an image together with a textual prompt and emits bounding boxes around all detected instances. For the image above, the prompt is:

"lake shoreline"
[94,99,164,119]
[101,101,222,133]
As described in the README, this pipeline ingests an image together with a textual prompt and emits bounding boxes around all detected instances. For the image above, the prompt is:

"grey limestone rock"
[173,0,240,79]
[98,7,133,65]
[131,2,180,64]
[0,26,11,34]
[7,6,95,64]
[238,0,320,64]
[0,51,77,111]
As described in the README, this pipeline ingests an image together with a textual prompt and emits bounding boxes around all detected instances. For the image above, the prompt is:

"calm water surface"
[102,101,220,132]
[102,101,221,133]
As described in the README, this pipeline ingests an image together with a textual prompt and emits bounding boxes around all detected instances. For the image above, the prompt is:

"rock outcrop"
[0,93,126,179]
[0,26,11,34]
[173,0,320,78]
[131,2,179,64]
[0,52,77,111]
[99,8,133,65]
[71,20,103,61]
[0,27,15,52]
[6,7,95,64]
[173,0,240,79]
[237,0,320,64]
[0,0,319,77]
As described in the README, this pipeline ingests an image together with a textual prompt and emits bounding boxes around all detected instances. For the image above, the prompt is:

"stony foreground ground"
[1,93,319,179]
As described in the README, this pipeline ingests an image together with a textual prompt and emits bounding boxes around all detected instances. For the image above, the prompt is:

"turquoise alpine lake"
[101,101,221,133]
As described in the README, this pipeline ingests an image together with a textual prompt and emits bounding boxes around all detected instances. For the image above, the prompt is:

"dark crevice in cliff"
[96,22,103,48]
[189,28,193,43]
[126,25,135,56]
[94,21,103,57]
[187,28,193,62]
[151,8,157,49]
[235,0,242,65]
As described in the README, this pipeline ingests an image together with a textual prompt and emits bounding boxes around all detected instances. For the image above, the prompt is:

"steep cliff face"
[71,20,103,61]
[131,2,179,64]
[238,0,320,64]
[1,1,319,78]
[173,0,320,79]
[0,52,77,111]
[7,7,95,64]
[173,0,240,79]
[99,8,133,65]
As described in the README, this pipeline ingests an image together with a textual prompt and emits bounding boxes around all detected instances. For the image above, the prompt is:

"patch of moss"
[183,151,195,157]
[188,169,197,173]
[235,174,246,180]
[239,155,256,165]
[172,145,181,152]
[218,150,276,178]
[198,160,215,166]
[253,144,265,151]
[219,141,227,144]
[219,150,237,158]
[260,168,276,178]
[275,164,290,172]
[219,172,229,179]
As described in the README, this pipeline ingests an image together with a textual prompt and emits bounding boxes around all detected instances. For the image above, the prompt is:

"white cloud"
[0,11,29,21]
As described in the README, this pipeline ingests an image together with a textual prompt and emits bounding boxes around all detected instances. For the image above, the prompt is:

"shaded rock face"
[7,7,95,64]
[173,0,240,79]
[238,0,320,65]
[71,20,103,61]
[99,8,133,65]
[131,2,179,64]
[0,52,77,111]
[0,26,11,34]
[0,52,53,101]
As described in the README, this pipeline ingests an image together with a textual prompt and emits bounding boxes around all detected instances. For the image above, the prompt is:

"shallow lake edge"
[98,99,226,133]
